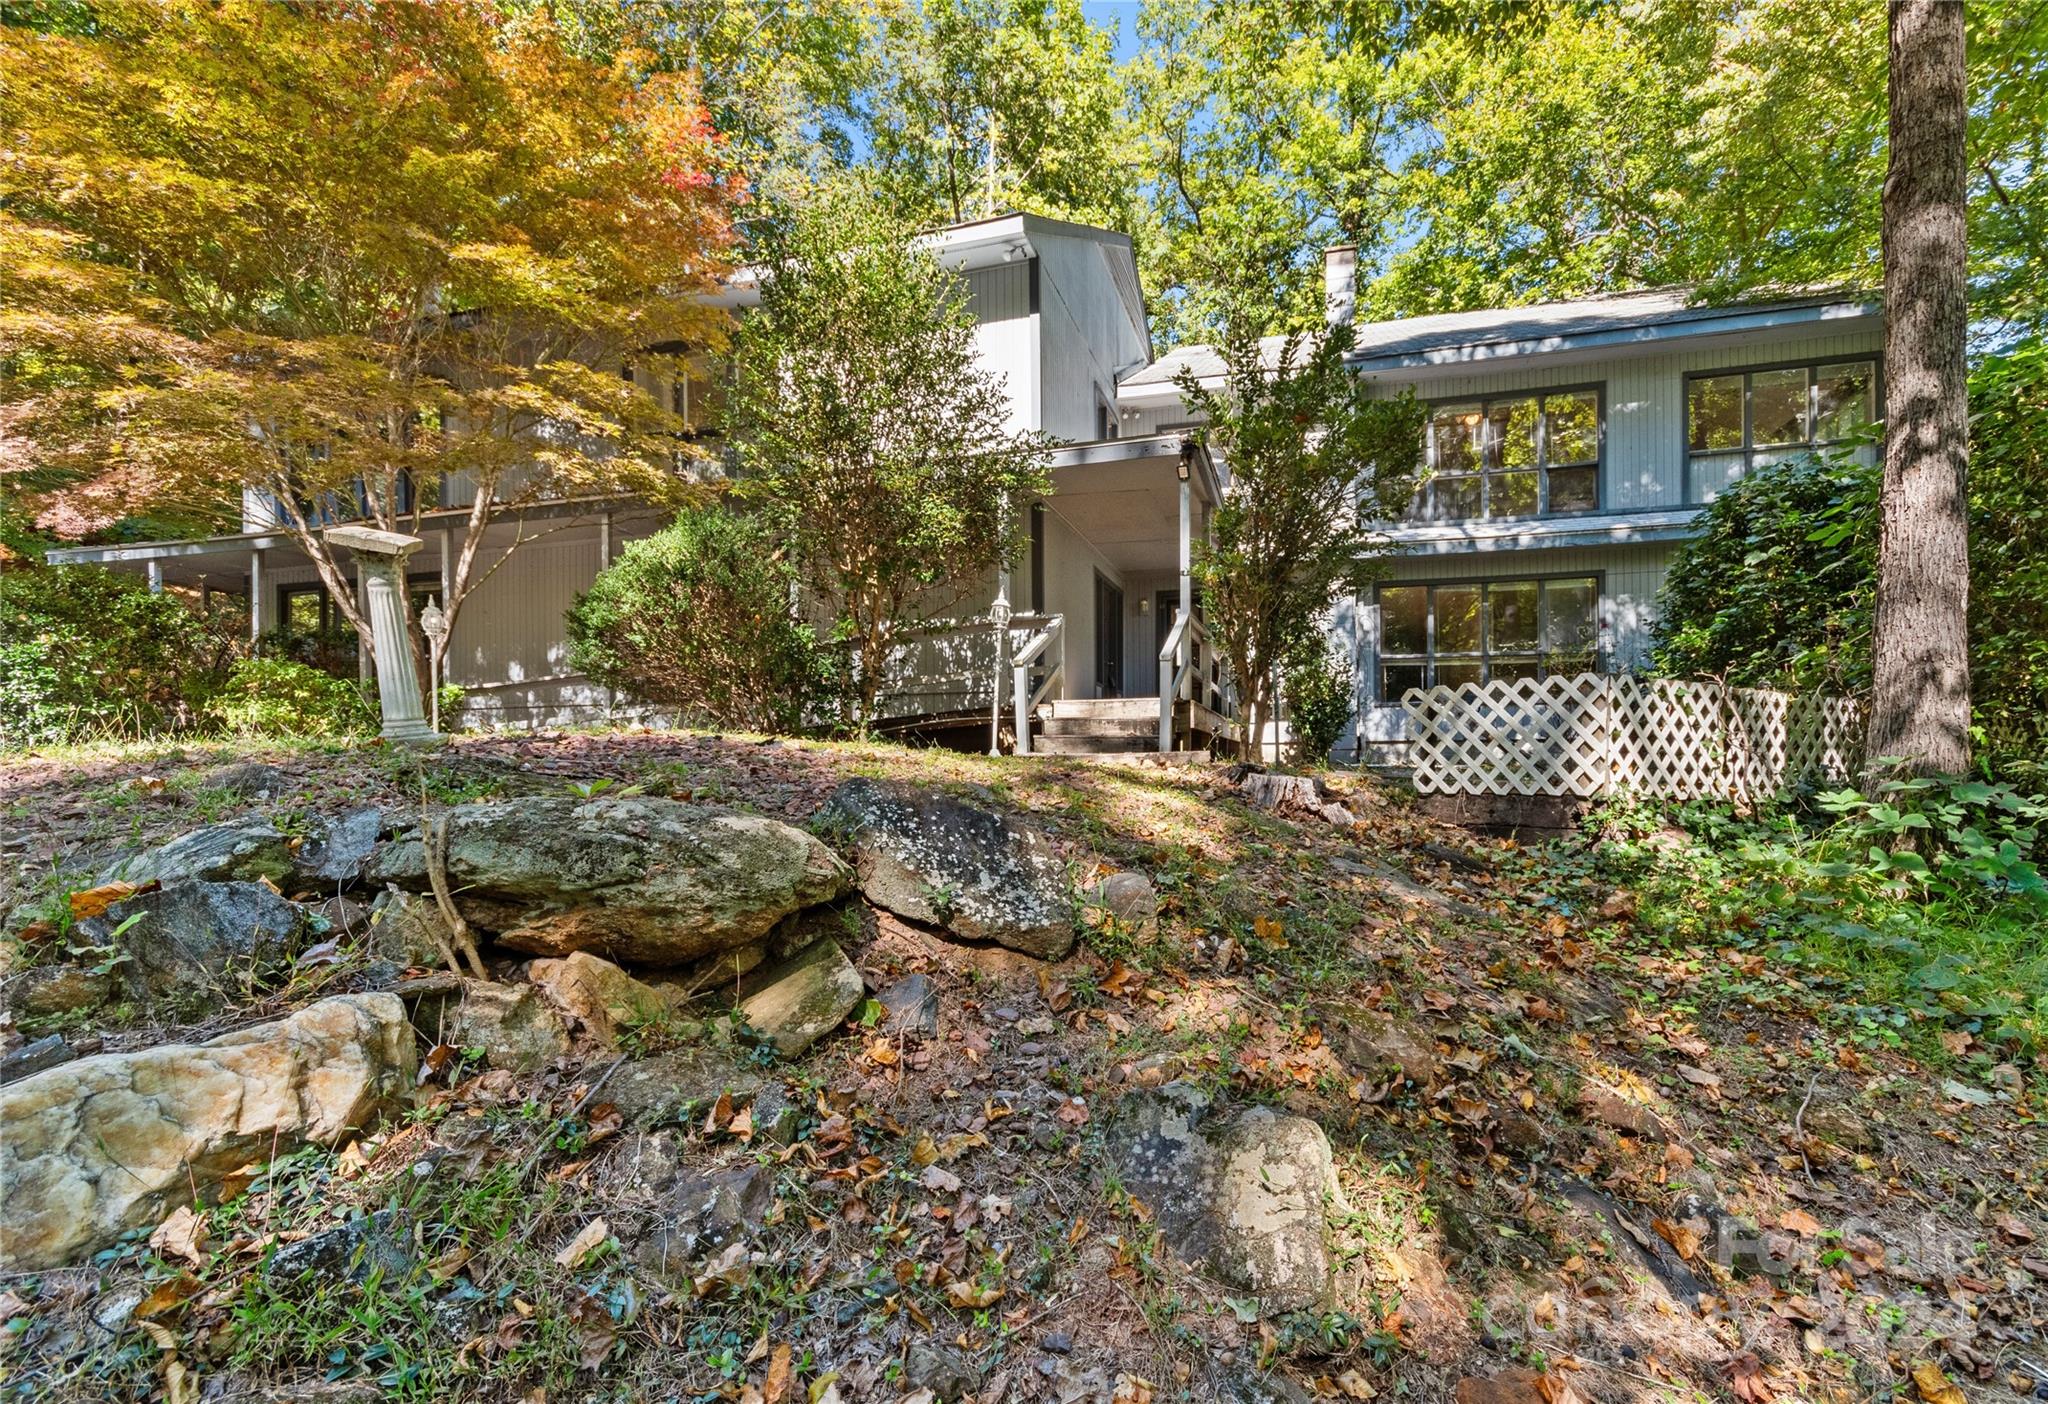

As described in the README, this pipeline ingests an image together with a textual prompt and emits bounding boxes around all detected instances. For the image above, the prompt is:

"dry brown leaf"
[68,881,139,920]
[1910,1362,1966,1404]
[148,1206,207,1268]
[1726,1352,1779,1403]
[945,1280,1004,1309]
[554,1218,609,1270]
[1779,1208,1823,1237]
[1651,1218,1702,1261]
[134,1273,202,1320]
[1334,1369,1377,1399]
[763,1343,795,1404]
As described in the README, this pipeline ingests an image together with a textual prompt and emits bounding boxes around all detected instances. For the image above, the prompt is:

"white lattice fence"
[1401,675,1862,800]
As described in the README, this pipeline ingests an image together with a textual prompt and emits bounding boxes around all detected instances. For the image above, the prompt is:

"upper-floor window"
[1406,389,1600,523]
[1686,359,1877,502]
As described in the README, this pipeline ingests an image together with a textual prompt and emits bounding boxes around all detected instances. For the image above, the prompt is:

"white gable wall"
[1034,230,1149,442]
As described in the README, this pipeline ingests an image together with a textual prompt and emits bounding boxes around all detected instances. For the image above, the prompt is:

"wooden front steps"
[1028,697,1238,759]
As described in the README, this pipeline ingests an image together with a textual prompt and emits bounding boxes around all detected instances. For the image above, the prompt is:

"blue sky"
[1079,1,1145,62]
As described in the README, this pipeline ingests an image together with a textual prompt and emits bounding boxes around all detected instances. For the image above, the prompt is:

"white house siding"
[1343,540,1680,764]
[1034,232,1149,442]
[961,263,1040,435]
[1359,326,1883,511]
[1031,501,1131,701]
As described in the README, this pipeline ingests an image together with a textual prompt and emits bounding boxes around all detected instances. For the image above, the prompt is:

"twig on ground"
[420,792,485,979]
[1792,1072,1820,1187]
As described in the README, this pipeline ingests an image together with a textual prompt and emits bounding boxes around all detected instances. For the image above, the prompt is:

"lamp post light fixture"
[419,598,449,733]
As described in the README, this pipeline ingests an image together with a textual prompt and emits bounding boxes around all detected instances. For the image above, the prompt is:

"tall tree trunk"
[1866,0,1971,776]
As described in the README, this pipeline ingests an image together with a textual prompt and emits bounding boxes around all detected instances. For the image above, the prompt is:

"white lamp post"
[419,597,449,734]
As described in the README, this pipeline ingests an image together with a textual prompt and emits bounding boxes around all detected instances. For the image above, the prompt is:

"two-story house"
[1118,252,1882,762]
[50,217,1881,761]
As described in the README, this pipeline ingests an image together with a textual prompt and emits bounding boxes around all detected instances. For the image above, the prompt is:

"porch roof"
[44,496,643,589]
[1044,434,1219,577]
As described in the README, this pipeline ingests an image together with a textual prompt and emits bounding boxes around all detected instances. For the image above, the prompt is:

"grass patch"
[1555,777,2047,1061]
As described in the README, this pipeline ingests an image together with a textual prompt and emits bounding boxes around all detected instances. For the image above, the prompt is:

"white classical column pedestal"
[324,525,439,744]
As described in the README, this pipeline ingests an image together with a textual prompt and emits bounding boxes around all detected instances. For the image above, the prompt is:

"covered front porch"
[888,433,1239,757]
[45,500,665,729]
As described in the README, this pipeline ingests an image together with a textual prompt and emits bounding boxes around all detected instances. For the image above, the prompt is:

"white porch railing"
[1157,608,1233,751]
[1400,674,1863,801]
[1009,613,1065,756]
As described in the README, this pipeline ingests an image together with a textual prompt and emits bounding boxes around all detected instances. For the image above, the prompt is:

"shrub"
[1284,645,1354,765]
[1650,448,1877,693]
[566,503,837,733]
[209,657,377,738]
[0,564,218,747]
[1579,776,2046,1051]
[1651,340,2048,781]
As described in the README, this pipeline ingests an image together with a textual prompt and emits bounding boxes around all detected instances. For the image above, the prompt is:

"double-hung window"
[1407,389,1600,522]
[1686,359,1878,501]
[1377,576,1600,699]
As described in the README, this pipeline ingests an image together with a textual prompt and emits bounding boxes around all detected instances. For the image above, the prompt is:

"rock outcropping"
[367,796,851,965]
[818,779,1075,959]
[0,993,414,1271]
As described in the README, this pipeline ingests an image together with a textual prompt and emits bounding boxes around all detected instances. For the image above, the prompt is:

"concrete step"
[1046,697,1156,722]
[1069,750,1211,766]
[1041,715,1156,737]
[1032,732,1157,755]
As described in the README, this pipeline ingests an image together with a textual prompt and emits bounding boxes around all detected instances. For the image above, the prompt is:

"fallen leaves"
[149,1206,207,1268]
[1650,1217,1702,1261]
[1910,1361,1967,1404]
[68,879,141,920]
[1778,1207,1823,1237]
[554,1217,609,1270]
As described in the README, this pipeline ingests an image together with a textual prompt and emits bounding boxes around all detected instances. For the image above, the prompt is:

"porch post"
[248,549,266,645]
[991,556,1012,757]
[146,560,163,594]
[1171,455,1194,751]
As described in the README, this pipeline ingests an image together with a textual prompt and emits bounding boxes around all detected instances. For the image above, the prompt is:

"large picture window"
[1686,359,1877,502]
[1407,389,1600,522]
[1377,576,1600,699]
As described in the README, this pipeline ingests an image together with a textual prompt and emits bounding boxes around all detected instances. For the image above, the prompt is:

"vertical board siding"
[1036,234,1149,443]
[1358,329,1883,510]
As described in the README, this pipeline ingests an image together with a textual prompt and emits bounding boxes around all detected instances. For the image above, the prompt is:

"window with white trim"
[1377,576,1600,699]
[1686,359,1877,502]
[1405,389,1600,522]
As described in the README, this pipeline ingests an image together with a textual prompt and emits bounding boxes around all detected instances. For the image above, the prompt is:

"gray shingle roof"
[1120,286,1878,389]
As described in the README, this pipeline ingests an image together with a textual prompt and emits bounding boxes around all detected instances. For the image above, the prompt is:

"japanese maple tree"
[1,1,735,695]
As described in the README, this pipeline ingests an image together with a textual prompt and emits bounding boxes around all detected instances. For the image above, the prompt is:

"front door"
[1094,573,1124,697]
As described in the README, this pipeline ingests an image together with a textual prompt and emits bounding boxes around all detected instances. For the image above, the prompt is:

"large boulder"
[365,797,850,966]
[1106,1086,1339,1312]
[99,818,295,887]
[292,807,384,890]
[410,979,571,1074]
[85,880,307,1014]
[0,993,414,1271]
[817,779,1075,959]
[735,939,865,1058]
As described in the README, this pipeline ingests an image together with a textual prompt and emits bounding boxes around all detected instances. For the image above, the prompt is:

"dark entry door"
[1094,574,1125,697]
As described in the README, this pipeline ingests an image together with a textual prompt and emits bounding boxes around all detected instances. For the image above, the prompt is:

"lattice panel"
[1402,674,1863,801]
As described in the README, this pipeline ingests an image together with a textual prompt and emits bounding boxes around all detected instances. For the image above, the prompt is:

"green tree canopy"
[728,195,1050,726]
